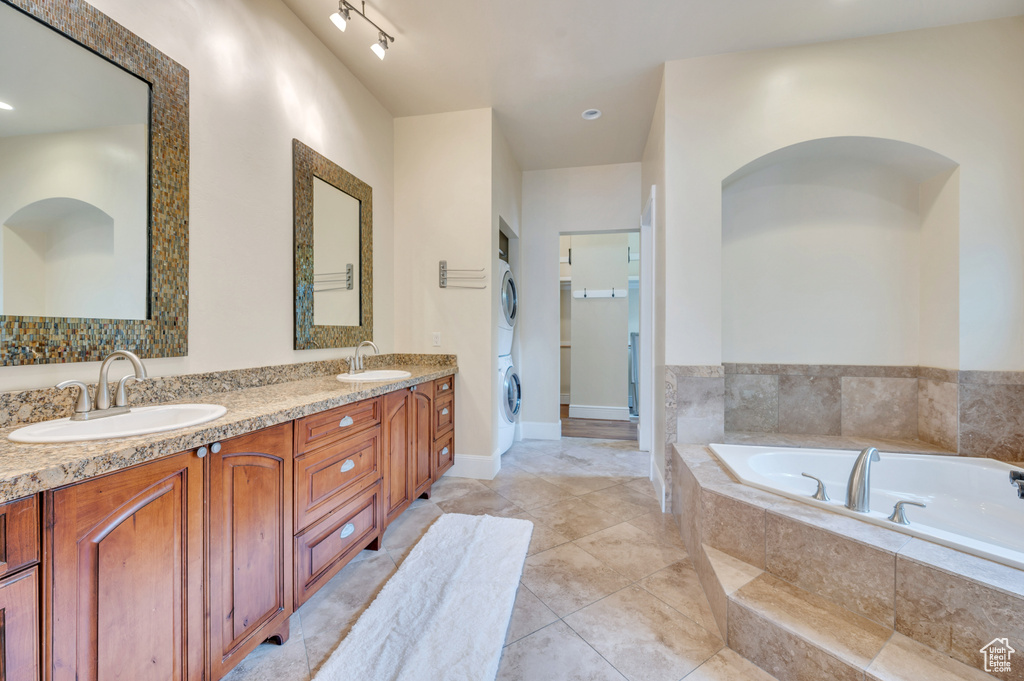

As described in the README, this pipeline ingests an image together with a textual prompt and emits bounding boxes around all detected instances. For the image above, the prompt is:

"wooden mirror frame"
[0,0,189,366]
[293,139,373,350]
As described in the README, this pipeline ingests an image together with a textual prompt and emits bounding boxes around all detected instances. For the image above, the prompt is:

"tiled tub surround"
[0,355,457,503]
[725,363,1024,462]
[672,443,1024,681]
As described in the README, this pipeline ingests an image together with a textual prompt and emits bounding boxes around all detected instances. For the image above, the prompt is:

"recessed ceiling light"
[0,101,13,111]
[581,109,601,120]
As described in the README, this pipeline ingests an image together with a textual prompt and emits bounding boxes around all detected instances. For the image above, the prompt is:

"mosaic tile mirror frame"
[0,0,189,366]
[293,139,374,350]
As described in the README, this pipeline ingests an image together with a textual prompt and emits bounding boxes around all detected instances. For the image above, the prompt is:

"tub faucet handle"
[887,500,926,525]
[1011,471,1024,498]
[800,473,830,502]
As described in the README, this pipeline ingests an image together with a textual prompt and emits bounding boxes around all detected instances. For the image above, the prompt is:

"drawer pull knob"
[197,446,208,459]
[339,415,355,428]
[442,383,450,390]
[211,442,222,454]
[441,407,449,416]
[441,447,449,456]
[340,459,356,473]
[339,523,356,539]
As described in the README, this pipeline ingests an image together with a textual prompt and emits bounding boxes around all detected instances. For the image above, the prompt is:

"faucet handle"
[1011,471,1024,498]
[801,473,830,501]
[887,500,926,525]
[57,380,92,415]
[114,375,141,407]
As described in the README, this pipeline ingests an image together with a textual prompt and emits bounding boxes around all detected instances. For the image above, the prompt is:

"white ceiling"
[281,0,1024,170]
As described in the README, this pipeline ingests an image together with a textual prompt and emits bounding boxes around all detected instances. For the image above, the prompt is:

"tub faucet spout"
[846,447,880,513]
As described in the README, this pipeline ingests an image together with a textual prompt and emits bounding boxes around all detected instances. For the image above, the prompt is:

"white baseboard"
[650,458,666,512]
[568,404,631,421]
[560,393,570,405]
[449,453,500,480]
[519,421,562,440]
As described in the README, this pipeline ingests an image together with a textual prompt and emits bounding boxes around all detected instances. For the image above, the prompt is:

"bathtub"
[709,443,1024,571]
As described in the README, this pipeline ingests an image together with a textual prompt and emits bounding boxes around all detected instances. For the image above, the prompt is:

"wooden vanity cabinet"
[382,389,414,525]
[46,450,206,681]
[0,495,41,681]
[208,423,293,680]
[411,385,434,499]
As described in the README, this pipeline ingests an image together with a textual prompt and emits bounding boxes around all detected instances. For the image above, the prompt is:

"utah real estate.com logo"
[981,638,1015,674]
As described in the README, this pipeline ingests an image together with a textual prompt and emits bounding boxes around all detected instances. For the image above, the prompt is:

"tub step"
[727,573,891,680]
[866,633,997,681]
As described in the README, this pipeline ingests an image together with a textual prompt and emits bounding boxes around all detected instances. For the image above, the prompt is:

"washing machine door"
[502,366,521,422]
[501,270,518,327]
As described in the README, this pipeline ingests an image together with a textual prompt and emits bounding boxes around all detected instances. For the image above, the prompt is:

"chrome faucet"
[349,340,380,374]
[1011,471,1024,499]
[57,350,148,421]
[846,447,880,513]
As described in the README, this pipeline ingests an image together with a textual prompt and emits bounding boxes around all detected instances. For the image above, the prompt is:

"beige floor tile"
[482,464,576,509]
[685,648,780,680]
[537,470,635,496]
[381,499,443,549]
[513,453,588,477]
[638,559,718,634]
[627,511,686,549]
[575,522,688,581]
[434,488,524,517]
[866,632,994,681]
[428,474,491,503]
[504,583,560,645]
[298,551,397,672]
[528,498,622,541]
[565,586,723,681]
[581,483,664,521]
[220,616,310,681]
[624,477,660,499]
[508,510,572,555]
[521,543,631,617]
[497,621,628,681]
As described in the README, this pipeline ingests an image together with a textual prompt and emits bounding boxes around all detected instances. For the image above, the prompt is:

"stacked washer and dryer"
[497,260,521,455]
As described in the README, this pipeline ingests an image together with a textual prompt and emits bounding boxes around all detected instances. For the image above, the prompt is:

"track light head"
[329,11,347,32]
[371,31,388,60]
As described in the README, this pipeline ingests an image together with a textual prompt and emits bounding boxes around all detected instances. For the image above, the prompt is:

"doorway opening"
[558,231,639,441]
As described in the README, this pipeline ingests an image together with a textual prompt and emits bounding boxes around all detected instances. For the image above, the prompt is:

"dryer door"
[501,270,518,327]
[502,366,522,422]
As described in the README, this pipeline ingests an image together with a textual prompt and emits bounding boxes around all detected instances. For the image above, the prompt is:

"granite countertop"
[0,363,457,503]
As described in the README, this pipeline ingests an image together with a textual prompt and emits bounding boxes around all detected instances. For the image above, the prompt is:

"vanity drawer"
[433,396,454,436]
[434,431,455,477]
[295,397,381,454]
[433,375,455,400]
[0,495,39,578]
[294,427,381,532]
[294,483,381,606]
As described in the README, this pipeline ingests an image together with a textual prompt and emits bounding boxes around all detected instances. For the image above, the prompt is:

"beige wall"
[519,163,641,439]
[0,0,396,391]
[660,16,1024,370]
[569,234,630,419]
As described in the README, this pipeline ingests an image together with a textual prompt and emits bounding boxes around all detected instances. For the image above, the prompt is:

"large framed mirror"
[293,139,373,350]
[0,0,188,366]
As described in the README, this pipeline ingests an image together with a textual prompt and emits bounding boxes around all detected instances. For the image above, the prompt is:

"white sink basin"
[8,404,228,443]
[337,369,412,383]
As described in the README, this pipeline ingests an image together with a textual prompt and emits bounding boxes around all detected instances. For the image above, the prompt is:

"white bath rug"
[312,513,533,681]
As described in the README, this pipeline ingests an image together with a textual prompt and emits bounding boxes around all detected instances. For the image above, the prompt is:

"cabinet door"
[382,389,412,524]
[47,451,204,681]
[411,387,433,499]
[0,566,40,681]
[208,423,293,680]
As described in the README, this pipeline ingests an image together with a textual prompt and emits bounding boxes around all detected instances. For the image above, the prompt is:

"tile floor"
[224,437,777,681]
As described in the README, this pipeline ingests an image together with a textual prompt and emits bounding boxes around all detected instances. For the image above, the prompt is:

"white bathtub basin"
[710,443,1024,570]
[8,404,228,443]
[337,370,412,383]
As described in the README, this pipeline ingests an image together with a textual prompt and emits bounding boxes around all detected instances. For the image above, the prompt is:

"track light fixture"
[329,1,395,59]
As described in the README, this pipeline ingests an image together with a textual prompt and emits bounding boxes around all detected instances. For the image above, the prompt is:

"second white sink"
[8,403,228,443]
[337,369,412,383]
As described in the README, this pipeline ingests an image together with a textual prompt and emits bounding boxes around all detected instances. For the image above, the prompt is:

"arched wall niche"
[721,136,960,369]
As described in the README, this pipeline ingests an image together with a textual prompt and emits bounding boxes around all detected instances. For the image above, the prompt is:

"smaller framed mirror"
[293,139,372,349]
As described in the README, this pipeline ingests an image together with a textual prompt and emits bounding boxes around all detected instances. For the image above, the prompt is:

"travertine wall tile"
[725,375,778,433]
[918,379,958,451]
[959,383,1024,461]
[701,489,765,568]
[778,375,841,435]
[676,376,725,444]
[841,377,919,440]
